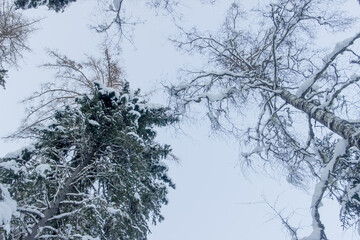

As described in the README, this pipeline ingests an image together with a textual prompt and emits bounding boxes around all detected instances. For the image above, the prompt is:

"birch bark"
[280,90,360,149]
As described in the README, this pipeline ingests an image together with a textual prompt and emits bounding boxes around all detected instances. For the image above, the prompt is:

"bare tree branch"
[169,0,360,237]
[0,1,37,88]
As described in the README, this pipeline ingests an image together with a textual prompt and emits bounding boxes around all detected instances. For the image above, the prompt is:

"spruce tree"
[0,82,177,239]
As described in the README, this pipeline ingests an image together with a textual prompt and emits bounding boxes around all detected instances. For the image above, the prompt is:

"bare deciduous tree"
[0,1,36,88]
[15,47,124,138]
[15,0,178,40]
[169,0,360,239]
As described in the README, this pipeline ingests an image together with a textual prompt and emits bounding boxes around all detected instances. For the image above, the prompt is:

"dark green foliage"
[0,82,177,239]
[15,0,76,12]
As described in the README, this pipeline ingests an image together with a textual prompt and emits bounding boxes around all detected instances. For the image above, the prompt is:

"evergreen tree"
[15,0,75,12]
[0,82,177,239]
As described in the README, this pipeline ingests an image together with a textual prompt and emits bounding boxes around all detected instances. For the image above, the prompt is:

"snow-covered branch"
[296,32,360,98]
[169,0,360,237]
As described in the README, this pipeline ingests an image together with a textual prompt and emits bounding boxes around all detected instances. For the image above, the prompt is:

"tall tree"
[0,48,178,239]
[169,0,360,239]
[0,81,177,239]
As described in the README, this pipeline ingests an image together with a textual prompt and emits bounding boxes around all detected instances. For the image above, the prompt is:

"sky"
[0,0,360,239]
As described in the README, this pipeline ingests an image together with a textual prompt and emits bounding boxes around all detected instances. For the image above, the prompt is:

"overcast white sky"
[0,0,360,239]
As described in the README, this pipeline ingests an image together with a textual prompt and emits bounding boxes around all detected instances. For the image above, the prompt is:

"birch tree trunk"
[167,0,360,238]
[280,90,360,149]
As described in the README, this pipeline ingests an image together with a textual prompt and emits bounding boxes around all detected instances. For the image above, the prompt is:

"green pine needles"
[0,82,177,239]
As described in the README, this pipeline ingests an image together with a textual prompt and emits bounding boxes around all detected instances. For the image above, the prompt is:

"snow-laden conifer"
[0,82,177,239]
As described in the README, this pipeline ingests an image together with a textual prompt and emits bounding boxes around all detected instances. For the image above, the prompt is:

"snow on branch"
[17,207,45,218]
[296,32,360,98]
[0,184,17,235]
[302,139,348,240]
[170,1,360,238]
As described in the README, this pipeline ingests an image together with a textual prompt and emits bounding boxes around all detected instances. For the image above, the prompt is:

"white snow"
[0,184,17,234]
[350,74,360,81]
[65,146,76,162]
[129,110,141,119]
[134,192,141,201]
[96,81,120,99]
[297,32,360,97]
[35,164,51,177]
[107,207,120,214]
[146,102,164,109]
[120,93,129,102]
[126,132,143,143]
[71,234,100,240]
[251,146,263,154]
[198,86,234,102]
[129,110,141,128]
[3,146,33,159]
[296,78,314,97]
[0,160,21,174]
[174,81,189,91]
[113,0,121,11]
[17,207,45,218]
[302,139,348,240]
[323,33,360,62]
[200,92,226,101]
[107,207,128,218]
[301,227,321,240]
[157,160,169,170]
[4,149,23,159]
[55,126,66,131]
[136,102,146,112]
[48,209,80,220]
[88,119,100,127]
[81,235,100,240]
[126,102,135,110]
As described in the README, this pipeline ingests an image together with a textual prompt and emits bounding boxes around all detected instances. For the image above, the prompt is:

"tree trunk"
[280,90,360,149]
[24,148,95,240]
